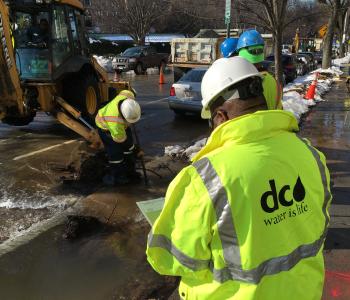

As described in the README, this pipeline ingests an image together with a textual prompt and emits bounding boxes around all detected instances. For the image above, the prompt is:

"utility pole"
[225,0,231,38]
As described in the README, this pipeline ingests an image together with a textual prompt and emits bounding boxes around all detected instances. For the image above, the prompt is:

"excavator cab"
[10,0,89,81]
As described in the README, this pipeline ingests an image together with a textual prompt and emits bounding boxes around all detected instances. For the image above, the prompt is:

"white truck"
[170,34,273,82]
[170,37,224,82]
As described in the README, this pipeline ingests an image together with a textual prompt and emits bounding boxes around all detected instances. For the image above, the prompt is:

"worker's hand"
[134,144,144,158]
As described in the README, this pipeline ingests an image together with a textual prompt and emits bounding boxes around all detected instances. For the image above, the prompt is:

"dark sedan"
[266,54,298,83]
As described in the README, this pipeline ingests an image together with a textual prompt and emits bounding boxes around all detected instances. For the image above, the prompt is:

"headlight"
[129,58,136,63]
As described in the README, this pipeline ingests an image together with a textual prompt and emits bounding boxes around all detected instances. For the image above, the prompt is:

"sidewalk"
[300,80,350,299]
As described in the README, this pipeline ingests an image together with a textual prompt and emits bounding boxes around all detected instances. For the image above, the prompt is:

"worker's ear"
[213,109,229,128]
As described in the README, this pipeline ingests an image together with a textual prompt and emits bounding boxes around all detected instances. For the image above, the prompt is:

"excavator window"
[52,5,71,68]
[14,9,50,79]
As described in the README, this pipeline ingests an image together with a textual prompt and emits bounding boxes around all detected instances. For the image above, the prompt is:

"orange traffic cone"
[114,70,120,82]
[159,66,165,84]
[304,72,319,100]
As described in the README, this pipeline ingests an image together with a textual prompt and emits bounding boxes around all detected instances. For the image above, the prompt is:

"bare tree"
[237,0,289,85]
[335,5,350,57]
[318,0,350,68]
[112,0,170,45]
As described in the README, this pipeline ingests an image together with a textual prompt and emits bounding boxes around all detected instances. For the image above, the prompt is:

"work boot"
[103,162,130,186]
[124,154,142,183]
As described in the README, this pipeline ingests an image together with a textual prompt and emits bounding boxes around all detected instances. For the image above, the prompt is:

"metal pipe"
[131,124,149,186]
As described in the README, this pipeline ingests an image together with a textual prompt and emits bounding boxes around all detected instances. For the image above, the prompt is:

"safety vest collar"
[193,110,299,162]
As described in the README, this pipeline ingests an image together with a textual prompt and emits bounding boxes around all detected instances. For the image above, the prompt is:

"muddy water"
[0,156,183,299]
[0,224,147,300]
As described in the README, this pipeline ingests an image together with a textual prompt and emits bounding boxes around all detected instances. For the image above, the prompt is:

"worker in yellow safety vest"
[95,90,142,185]
[146,57,331,300]
[237,29,283,110]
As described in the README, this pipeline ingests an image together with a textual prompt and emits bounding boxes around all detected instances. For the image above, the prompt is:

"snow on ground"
[93,55,116,73]
[165,58,346,160]
[332,53,350,66]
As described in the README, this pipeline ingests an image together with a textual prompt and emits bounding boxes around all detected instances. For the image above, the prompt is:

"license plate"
[117,65,125,69]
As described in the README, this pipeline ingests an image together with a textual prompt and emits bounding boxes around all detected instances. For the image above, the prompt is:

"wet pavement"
[299,81,350,299]
[0,72,349,299]
[0,71,207,243]
[0,71,202,299]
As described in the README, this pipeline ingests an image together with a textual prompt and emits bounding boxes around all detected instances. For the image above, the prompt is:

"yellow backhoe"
[0,0,131,148]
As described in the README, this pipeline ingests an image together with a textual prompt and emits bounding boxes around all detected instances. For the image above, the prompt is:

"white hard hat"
[201,56,262,119]
[120,99,141,123]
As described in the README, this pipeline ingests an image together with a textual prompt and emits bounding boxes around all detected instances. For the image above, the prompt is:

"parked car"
[296,54,312,74]
[314,51,323,64]
[168,67,208,115]
[114,46,169,75]
[298,52,317,70]
[261,60,275,75]
[266,54,298,83]
[282,44,292,54]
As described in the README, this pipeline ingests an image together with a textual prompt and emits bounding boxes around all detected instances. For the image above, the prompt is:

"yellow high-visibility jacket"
[147,110,331,300]
[262,71,283,110]
[95,95,127,143]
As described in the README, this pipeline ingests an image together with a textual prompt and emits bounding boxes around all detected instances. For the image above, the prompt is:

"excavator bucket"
[0,0,24,118]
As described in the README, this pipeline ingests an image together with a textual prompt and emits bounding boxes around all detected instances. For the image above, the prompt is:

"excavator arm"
[0,0,24,119]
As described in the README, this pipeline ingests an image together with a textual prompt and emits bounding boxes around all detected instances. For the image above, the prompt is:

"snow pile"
[93,55,116,73]
[332,54,350,66]
[164,138,207,160]
[282,91,315,120]
[89,37,102,44]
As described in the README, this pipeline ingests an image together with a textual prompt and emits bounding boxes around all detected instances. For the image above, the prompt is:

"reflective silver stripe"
[109,160,123,164]
[124,151,133,155]
[129,144,135,151]
[193,150,331,284]
[148,233,210,271]
[298,137,332,229]
[212,232,326,284]
[193,158,241,267]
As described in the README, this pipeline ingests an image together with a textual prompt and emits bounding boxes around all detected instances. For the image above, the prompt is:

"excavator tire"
[63,74,101,124]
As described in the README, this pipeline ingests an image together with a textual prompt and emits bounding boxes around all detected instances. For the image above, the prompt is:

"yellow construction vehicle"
[0,0,132,148]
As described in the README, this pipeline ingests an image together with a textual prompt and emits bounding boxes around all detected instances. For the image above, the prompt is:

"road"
[0,71,207,243]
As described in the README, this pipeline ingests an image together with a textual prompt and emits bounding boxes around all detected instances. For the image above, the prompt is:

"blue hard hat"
[236,30,264,51]
[220,38,239,58]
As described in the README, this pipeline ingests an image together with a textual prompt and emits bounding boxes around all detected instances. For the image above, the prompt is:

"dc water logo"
[260,177,309,226]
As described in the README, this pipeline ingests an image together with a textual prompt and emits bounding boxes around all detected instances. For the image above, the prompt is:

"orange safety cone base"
[159,69,165,84]
[304,72,318,100]
[304,83,316,100]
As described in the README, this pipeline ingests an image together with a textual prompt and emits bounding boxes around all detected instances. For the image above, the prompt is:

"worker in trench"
[221,30,283,110]
[146,57,331,299]
[95,89,143,185]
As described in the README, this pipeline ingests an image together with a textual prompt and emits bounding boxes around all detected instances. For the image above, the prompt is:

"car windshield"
[179,69,207,82]
[123,47,142,56]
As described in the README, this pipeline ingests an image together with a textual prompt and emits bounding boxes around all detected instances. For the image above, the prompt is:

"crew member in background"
[95,90,142,185]
[147,57,331,299]
[220,37,239,58]
[236,29,283,110]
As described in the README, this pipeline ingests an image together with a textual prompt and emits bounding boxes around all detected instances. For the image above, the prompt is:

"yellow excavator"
[0,0,132,148]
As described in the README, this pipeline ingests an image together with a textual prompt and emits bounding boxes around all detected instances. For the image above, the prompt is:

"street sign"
[225,0,231,25]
